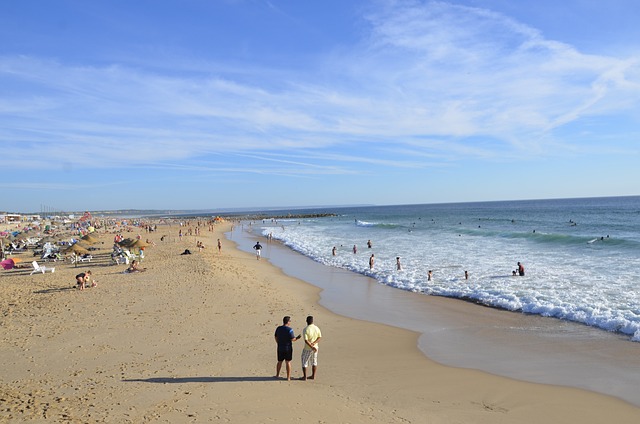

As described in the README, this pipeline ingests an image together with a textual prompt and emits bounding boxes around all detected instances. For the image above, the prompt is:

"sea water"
[252,196,640,341]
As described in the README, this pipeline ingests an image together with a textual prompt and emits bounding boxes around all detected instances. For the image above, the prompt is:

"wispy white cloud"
[0,180,130,191]
[1,0,639,179]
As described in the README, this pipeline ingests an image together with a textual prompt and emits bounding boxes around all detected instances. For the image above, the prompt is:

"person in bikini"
[76,270,97,290]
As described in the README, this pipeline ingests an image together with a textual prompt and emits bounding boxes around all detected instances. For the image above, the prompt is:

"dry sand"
[1,222,639,423]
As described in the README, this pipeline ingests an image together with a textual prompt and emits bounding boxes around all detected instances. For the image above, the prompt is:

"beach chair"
[8,243,26,253]
[111,245,128,265]
[70,254,92,264]
[123,249,137,262]
[112,255,128,265]
[41,249,62,262]
[30,261,55,275]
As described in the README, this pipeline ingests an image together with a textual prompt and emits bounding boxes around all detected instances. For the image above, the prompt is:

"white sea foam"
[257,198,640,341]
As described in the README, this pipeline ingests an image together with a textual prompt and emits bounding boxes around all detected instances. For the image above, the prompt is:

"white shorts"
[301,349,318,367]
[256,249,261,256]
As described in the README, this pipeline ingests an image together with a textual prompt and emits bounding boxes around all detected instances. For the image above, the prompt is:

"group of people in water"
[333,239,526,281]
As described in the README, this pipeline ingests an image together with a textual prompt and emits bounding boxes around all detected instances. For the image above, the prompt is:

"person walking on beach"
[517,262,525,276]
[217,238,222,253]
[369,254,375,270]
[301,315,322,381]
[253,241,262,260]
[274,316,301,381]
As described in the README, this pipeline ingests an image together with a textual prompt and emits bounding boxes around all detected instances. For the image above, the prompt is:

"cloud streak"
[1,0,639,179]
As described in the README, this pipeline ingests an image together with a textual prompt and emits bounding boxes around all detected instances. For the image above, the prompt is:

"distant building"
[0,214,22,223]
[0,214,41,223]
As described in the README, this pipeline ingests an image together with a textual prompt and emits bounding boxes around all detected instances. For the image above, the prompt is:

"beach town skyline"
[2,0,639,212]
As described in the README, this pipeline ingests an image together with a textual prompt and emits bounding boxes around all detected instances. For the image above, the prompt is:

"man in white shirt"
[301,315,322,381]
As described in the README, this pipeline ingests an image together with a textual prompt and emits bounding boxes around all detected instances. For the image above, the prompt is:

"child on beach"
[76,270,97,290]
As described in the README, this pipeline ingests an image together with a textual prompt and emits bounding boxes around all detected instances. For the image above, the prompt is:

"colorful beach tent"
[1,258,16,270]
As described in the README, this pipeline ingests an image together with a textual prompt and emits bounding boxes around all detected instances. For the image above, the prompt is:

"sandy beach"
[1,221,639,423]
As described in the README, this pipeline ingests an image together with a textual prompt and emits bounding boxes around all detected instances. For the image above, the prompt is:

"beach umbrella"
[1,237,14,251]
[38,236,61,244]
[118,238,136,248]
[80,234,98,244]
[64,243,91,268]
[73,241,93,251]
[44,235,70,247]
[64,244,90,256]
[130,240,149,250]
[13,232,27,241]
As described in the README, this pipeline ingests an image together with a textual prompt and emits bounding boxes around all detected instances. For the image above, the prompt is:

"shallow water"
[251,197,640,341]
[231,224,640,407]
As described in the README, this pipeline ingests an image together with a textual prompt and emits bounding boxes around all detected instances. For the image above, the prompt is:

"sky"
[1,0,640,213]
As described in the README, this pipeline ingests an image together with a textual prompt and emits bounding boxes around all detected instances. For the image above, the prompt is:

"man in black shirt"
[274,315,301,380]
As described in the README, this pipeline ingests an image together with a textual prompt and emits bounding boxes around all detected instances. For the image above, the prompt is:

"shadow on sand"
[123,376,278,384]
[34,286,77,294]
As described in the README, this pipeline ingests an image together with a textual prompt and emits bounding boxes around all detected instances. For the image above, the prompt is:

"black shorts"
[277,347,293,362]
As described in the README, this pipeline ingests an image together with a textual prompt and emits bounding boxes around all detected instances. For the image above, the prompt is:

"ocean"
[249,196,640,342]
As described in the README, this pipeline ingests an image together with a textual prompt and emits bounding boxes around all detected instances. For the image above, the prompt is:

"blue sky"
[2,0,639,213]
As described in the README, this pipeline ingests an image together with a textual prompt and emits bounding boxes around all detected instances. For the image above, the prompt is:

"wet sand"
[232,223,640,407]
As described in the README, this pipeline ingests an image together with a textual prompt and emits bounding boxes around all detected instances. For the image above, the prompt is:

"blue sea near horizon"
[251,196,640,342]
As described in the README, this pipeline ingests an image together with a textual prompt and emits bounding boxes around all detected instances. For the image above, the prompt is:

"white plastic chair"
[30,261,55,275]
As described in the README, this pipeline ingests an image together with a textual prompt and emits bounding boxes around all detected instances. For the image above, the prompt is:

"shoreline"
[232,222,640,407]
[1,220,639,422]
